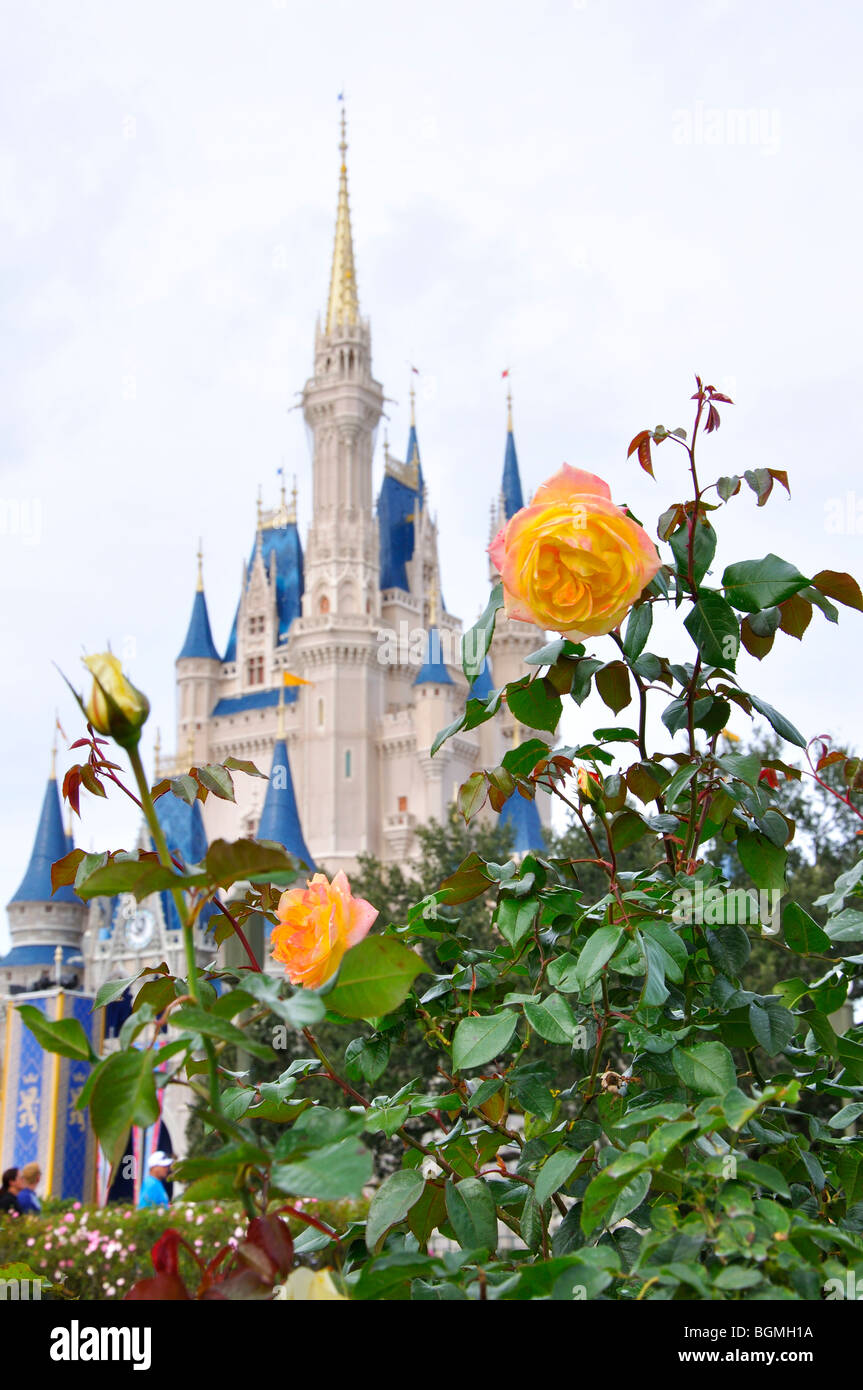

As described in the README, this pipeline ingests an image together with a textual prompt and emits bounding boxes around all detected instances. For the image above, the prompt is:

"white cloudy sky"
[2,0,861,936]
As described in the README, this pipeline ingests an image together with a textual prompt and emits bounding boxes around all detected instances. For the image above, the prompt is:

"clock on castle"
[1,108,549,1014]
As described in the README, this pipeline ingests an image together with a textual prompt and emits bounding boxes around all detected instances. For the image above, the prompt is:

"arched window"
[317,698,325,728]
[319,594,330,614]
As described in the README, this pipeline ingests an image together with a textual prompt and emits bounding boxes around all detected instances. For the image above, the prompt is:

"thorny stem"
[127,743,221,1115]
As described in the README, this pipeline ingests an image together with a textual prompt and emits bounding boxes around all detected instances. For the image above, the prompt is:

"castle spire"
[501,387,524,520]
[325,106,359,336]
[178,546,221,662]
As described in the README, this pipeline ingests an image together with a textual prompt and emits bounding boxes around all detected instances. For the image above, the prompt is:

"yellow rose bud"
[489,464,661,636]
[577,767,603,806]
[273,1268,348,1300]
[83,652,150,748]
[271,871,378,990]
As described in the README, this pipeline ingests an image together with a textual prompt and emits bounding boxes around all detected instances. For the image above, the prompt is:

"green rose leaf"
[90,1049,161,1172]
[445,1177,498,1253]
[326,937,426,1020]
[463,582,503,682]
[272,1138,373,1201]
[535,1150,584,1208]
[684,592,740,669]
[782,903,832,954]
[366,1169,426,1252]
[507,678,563,734]
[574,925,624,992]
[736,828,787,891]
[670,517,717,587]
[746,693,807,748]
[452,1011,519,1071]
[673,1041,737,1096]
[523,992,579,1044]
[16,1005,98,1064]
[749,1001,797,1056]
[721,554,810,613]
[623,603,653,661]
[595,662,632,715]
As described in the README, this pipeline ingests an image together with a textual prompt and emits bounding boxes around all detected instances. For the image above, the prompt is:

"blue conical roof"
[10,776,79,906]
[502,428,524,520]
[499,788,544,856]
[258,739,315,870]
[469,656,495,700]
[152,791,214,935]
[178,587,221,662]
[414,628,454,687]
[405,422,425,504]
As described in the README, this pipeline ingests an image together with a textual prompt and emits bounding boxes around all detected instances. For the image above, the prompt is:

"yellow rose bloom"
[271,871,378,990]
[489,464,661,637]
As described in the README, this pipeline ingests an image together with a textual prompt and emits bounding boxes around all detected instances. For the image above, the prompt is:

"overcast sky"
[2,0,861,938]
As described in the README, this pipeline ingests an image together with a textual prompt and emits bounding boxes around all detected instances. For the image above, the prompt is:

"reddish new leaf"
[811,570,863,613]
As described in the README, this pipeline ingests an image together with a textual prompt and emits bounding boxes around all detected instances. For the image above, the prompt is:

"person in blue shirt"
[138,1151,173,1208]
[16,1162,42,1214]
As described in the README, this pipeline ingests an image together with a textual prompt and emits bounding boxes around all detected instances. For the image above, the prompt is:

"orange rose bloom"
[270,871,378,989]
[489,464,661,637]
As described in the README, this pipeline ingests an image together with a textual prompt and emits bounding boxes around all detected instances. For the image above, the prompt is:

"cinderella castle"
[0,113,548,1196]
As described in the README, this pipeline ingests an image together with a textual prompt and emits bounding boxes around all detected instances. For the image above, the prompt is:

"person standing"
[137,1151,173,1208]
[0,1168,22,1215]
[16,1163,42,1214]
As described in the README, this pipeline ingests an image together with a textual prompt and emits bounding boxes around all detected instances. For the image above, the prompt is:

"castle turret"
[176,545,222,766]
[2,747,85,991]
[413,586,460,822]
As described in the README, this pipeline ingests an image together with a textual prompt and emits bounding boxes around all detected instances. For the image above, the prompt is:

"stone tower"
[289,108,387,869]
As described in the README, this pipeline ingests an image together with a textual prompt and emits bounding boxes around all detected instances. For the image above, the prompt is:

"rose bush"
[29,377,863,1301]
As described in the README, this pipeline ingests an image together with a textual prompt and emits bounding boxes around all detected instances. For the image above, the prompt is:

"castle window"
[317,698,325,728]
[247,655,265,686]
[398,795,408,813]
[249,615,265,635]
[319,595,330,614]
[345,749,352,779]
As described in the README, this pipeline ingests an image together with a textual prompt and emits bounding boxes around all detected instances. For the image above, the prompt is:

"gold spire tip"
[196,538,204,591]
[325,104,359,335]
[288,475,298,524]
[506,385,513,433]
[409,381,416,428]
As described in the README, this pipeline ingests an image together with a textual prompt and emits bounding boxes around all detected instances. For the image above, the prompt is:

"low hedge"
[0,1196,365,1300]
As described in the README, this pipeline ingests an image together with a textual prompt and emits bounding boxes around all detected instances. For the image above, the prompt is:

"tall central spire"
[325,107,359,335]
